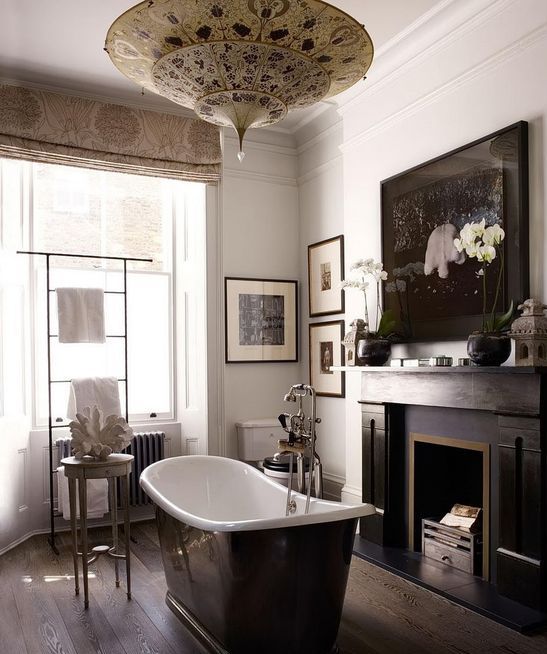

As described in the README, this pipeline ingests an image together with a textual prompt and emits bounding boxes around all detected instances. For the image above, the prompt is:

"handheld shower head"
[283,390,297,402]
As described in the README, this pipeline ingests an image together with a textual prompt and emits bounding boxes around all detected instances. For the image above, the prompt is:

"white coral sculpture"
[69,405,133,461]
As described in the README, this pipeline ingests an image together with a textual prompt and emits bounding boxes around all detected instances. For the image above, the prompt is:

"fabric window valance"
[0,84,221,182]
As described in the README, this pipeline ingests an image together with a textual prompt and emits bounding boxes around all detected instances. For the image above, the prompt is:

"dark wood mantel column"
[497,413,544,608]
[359,366,546,611]
[360,402,405,547]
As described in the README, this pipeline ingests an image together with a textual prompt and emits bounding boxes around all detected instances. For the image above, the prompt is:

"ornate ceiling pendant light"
[106,0,373,160]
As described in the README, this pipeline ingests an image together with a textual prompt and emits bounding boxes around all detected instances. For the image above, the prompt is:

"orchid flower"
[341,258,392,336]
[454,220,509,332]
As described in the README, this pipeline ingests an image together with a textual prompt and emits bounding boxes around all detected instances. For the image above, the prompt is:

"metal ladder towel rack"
[17,250,152,554]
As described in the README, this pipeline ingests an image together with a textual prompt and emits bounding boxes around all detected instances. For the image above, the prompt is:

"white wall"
[326,0,547,502]
[0,165,33,552]
[297,107,347,485]
[220,133,301,458]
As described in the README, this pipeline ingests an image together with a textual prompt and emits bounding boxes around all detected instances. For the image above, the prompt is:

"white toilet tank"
[235,418,284,461]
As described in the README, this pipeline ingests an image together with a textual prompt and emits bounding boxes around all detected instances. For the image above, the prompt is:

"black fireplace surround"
[354,366,546,631]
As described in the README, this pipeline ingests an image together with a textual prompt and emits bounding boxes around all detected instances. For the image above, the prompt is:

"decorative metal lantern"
[342,318,367,366]
[508,298,547,366]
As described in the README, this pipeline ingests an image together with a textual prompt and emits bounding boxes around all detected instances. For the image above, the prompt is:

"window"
[1,158,206,427]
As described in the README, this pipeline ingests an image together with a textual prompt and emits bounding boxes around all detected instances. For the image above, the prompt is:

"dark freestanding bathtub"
[140,456,375,654]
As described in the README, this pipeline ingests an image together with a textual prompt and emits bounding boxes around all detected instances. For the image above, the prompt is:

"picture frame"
[225,277,298,363]
[309,320,345,397]
[381,121,529,342]
[308,235,345,317]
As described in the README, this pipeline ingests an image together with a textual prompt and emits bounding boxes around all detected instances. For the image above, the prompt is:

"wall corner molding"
[223,134,297,158]
[341,483,362,504]
[296,121,342,156]
[340,7,547,153]
[223,168,298,187]
[297,155,342,187]
[337,0,516,118]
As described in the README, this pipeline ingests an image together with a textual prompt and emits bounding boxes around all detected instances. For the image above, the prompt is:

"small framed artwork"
[308,235,344,317]
[309,320,345,397]
[225,277,298,363]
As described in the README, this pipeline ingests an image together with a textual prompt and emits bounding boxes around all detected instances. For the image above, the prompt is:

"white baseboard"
[341,484,362,505]
[322,475,343,501]
[0,509,155,557]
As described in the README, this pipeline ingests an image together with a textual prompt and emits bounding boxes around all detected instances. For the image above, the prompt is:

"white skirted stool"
[61,454,134,609]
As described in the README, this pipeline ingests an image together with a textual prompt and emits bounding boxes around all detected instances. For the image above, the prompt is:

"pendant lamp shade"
[106,0,373,156]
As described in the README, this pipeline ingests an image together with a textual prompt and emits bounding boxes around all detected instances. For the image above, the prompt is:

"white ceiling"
[0,0,440,130]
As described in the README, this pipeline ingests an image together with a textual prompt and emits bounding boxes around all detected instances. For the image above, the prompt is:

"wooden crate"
[422,518,482,576]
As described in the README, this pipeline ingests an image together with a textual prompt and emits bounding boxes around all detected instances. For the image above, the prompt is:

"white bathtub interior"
[140,455,375,532]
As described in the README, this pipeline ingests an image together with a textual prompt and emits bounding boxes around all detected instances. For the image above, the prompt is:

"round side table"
[61,453,134,609]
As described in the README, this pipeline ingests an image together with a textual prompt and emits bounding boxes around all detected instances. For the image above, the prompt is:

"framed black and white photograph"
[382,121,529,341]
[225,277,298,363]
[309,320,345,397]
[308,235,345,317]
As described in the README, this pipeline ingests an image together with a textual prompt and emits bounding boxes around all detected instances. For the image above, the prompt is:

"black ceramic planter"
[467,332,511,366]
[357,338,391,366]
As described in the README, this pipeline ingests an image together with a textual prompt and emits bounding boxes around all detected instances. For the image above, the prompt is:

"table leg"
[122,473,131,600]
[109,478,120,587]
[78,477,89,609]
[67,477,79,596]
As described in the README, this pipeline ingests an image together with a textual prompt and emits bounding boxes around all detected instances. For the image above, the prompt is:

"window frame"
[25,161,179,429]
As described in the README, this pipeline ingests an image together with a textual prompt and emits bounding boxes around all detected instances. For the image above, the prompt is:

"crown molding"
[337,0,516,116]
[294,1,488,156]
[289,100,336,134]
[297,155,342,187]
[223,134,297,158]
[341,17,547,154]
[373,0,457,60]
[263,123,294,136]
[223,167,297,187]
[297,121,342,156]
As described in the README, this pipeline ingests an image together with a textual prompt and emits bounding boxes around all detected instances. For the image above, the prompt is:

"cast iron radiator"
[56,431,165,506]
[122,431,165,506]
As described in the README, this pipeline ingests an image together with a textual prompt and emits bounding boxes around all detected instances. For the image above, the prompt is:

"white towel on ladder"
[56,287,105,343]
[67,377,122,420]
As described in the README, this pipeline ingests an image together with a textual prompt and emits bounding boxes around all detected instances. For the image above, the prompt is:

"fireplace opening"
[409,433,490,579]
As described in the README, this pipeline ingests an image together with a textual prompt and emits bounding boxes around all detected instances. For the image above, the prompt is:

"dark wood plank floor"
[0,521,545,654]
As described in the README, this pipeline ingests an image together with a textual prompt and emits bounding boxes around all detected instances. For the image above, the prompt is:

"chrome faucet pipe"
[297,454,305,494]
[281,383,322,514]
[303,385,317,514]
[285,453,294,516]
[314,457,323,500]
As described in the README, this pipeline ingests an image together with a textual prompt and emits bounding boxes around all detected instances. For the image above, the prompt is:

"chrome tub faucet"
[277,384,323,515]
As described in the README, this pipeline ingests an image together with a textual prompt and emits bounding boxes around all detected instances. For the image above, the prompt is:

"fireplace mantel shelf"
[332,365,547,374]
[353,364,545,415]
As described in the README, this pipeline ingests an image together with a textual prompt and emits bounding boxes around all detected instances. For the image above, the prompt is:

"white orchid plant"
[454,219,513,333]
[341,258,396,338]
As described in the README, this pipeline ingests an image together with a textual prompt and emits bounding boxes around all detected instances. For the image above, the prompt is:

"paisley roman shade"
[0,84,221,182]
